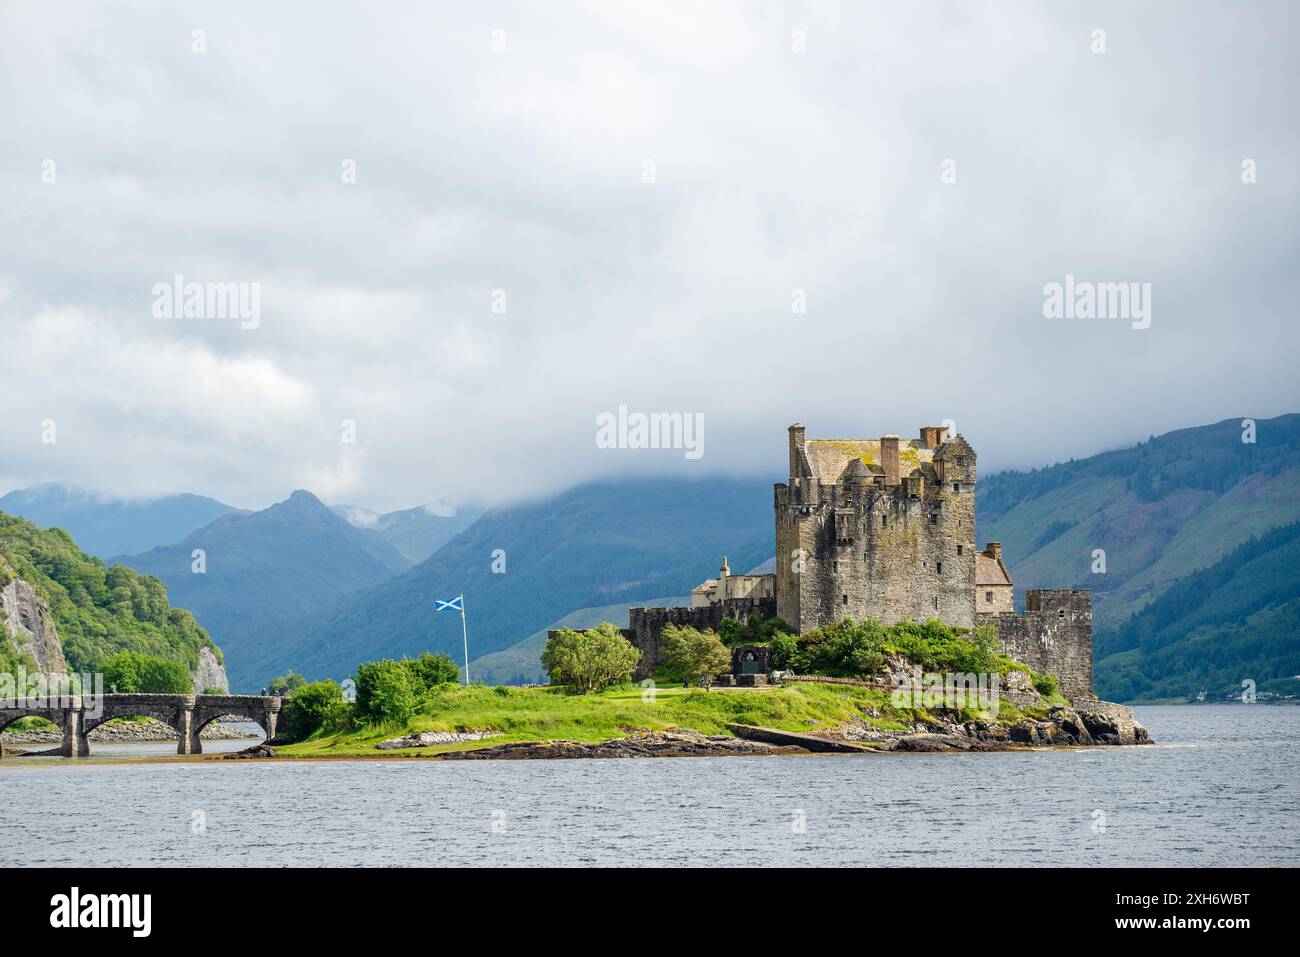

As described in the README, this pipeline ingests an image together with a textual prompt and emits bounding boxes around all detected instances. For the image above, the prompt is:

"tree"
[269,670,308,695]
[660,624,732,686]
[285,679,349,740]
[542,623,641,694]
[409,651,461,688]
[354,659,422,724]
[99,650,193,694]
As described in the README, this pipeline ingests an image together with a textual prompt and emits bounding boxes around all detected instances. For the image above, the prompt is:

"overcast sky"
[2,1,1296,512]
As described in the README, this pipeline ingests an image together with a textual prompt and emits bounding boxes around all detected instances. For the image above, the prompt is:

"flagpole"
[460,599,470,685]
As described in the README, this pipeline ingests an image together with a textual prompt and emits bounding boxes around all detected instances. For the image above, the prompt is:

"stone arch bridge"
[0,693,282,757]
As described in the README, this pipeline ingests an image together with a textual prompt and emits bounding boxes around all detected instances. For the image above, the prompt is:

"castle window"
[842,594,848,605]
[955,456,965,466]
[929,513,938,525]
[1059,609,1066,619]
[933,596,939,610]
[832,561,839,574]
[881,515,888,528]
[957,544,963,556]
[952,482,960,493]
[936,562,942,574]
[985,591,993,603]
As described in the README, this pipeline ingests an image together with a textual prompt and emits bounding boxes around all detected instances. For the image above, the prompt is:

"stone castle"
[569,423,1093,698]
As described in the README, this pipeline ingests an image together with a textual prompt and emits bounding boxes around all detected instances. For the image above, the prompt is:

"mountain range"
[0,484,236,558]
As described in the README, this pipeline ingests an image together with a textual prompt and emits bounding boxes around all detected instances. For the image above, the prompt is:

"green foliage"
[285,679,350,740]
[769,632,798,670]
[269,670,308,695]
[353,652,464,724]
[541,622,641,694]
[787,618,1020,680]
[354,659,423,724]
[790,618,888,677]
[717,614,794,648]
[1032,672,1060,697]
[100,650,193,693]
[0,510,220,678]
[660,624,732,685]
[408,651,461,688]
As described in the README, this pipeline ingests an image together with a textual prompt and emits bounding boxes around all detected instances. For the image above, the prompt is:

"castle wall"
[624,597,775,680]
[990,589,1093,699]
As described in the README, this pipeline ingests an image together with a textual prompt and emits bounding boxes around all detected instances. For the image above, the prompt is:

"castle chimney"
[984,542,1002,561]
[720,555,731,601]
[788,423,806,481]
[919,426,936,449]
[880,434,900,486]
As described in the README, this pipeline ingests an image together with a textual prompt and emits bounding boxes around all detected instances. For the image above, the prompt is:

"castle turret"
[788,423,806,481]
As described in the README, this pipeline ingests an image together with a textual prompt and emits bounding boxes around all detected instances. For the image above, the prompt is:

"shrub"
[542,623,641,694]
[285,680,350,739]
[99,650,193,693]
[718,614,794,647]
[351,653,463,725]
[1033,672,1060,697]
[660,624,733,686]
[769,632,798,670]
[354,659,423,724]
[409,651,461,688]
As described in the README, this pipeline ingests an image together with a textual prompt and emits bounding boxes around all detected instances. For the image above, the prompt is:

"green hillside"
[0,509,222,675]
[1095,521,1300,702]
[977,413,1300,627]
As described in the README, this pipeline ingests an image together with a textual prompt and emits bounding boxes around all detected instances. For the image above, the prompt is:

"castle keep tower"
[775,423,978,633]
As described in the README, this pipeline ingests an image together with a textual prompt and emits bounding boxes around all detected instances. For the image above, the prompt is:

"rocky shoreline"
[825,703,1150,752]
[438,729,796,760]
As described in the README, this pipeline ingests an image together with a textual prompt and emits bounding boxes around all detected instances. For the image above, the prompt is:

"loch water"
[2,706,1296,867]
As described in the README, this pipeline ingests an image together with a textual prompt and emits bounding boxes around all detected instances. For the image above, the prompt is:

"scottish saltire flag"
[435,596,463,612]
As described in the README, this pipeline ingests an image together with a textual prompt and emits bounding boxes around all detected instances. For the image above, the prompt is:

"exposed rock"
[219,743,275,759]
[440,729,787,760]
[1,565,67,673]
[1074,703,1150,745]
[1002,670,1039,696]
[191,645,229,693]
[376,729,503,750]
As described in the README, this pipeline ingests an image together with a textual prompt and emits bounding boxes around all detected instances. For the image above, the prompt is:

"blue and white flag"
[435,595,463,612]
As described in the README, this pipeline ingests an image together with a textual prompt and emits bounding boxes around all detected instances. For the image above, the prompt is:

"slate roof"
[976,554,1012,586]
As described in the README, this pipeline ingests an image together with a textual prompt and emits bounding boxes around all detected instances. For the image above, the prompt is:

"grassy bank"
[275,681,1049,758]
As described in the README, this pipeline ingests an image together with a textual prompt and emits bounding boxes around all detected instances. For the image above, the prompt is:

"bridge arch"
[0,709,65,756]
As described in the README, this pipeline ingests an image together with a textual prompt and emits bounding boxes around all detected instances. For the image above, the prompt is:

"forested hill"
[1094,521,1300,702]
[976,413,1300,627]
[0,509,222,679]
